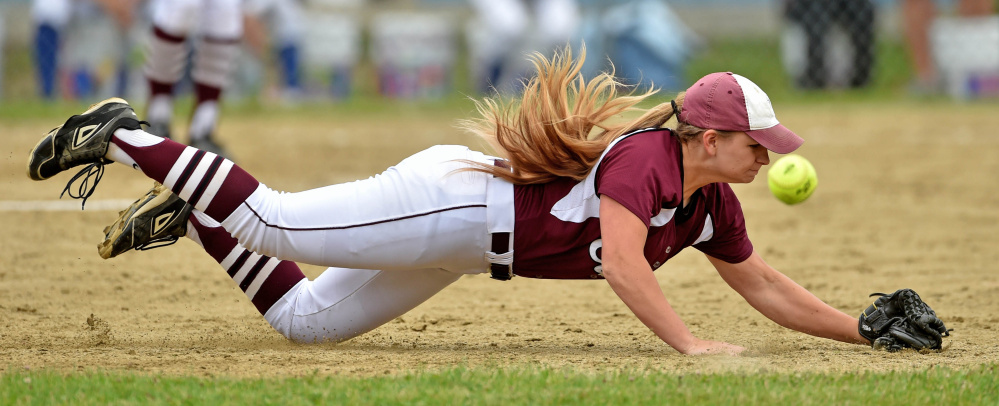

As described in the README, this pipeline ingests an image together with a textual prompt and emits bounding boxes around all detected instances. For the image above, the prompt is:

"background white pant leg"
[263,267,461,343]
[201,0,243,38]
[31,0,71,27]
[221,145,493,274]
[152,0,202,35]
[534,0,580,47]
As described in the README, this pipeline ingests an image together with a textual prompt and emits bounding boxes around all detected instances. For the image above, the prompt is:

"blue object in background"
[331,66,351,99]
[71,67,93,98]
[278,43,301,91]
[611,35,685,91]
[34,23,60,99]
[600,0,704,92]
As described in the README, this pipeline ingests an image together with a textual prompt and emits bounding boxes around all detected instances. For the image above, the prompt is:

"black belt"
[490,159,513,281]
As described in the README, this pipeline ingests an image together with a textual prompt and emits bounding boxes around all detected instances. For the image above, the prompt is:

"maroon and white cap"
[679,72,803,154]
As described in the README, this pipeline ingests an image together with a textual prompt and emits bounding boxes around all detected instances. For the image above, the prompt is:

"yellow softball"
[767,154,818,205]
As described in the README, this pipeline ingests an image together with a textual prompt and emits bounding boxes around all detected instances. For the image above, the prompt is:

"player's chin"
[723,169,759,184]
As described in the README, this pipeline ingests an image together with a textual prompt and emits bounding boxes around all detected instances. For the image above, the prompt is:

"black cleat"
[98,183,193,259]
[145,120,172,140]
[27,97,141,181]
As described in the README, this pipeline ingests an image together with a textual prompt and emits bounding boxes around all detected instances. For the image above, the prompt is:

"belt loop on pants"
[486,159,514,281]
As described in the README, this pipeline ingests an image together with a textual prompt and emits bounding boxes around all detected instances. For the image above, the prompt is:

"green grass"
[3,365,998,405]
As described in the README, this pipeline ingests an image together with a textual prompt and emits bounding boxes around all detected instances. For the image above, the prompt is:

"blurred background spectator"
[241,0,306,102]
[141,0,244,157]
[371,7,456,98]
[902,0,995,94]
[587,0,702,91]
[30,0,140,100]
[1,0,998,104]
[465,0,580,94]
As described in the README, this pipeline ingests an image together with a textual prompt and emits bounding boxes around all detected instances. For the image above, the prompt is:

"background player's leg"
[31,0,71,100]
[144,0,200,138]
[264,266,461,343]
[271,0,305,98]
[187,210,306,315]
[467,0,528,93]
[187,0,242,156]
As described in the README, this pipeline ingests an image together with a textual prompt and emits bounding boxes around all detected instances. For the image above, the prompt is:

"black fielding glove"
[858,289,950,352]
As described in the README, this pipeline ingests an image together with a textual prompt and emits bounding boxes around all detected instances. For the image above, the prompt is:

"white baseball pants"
[222,145,514,342]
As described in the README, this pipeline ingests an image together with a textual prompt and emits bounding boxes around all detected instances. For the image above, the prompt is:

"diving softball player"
[29,49,873,355]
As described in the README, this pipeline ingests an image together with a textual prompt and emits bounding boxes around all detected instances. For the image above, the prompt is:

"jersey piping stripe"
[240,202,488,231]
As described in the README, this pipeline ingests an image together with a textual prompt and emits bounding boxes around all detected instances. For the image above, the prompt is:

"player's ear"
[702,129,720,156]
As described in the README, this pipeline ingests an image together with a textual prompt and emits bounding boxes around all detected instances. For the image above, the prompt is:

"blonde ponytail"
[458,46,684,184]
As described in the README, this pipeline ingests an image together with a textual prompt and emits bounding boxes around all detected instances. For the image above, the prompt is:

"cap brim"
[746,124,804,154]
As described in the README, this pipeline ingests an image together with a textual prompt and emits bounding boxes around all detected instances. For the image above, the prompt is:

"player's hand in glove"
[857,289,950,352]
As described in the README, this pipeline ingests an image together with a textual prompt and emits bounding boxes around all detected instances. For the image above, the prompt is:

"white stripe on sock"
[192,210,221,227]
[163,147,197,189]
[107,129,167,172]
[244,257,281,300]
[219,245,244,271]
[193,159,233,212]
[232,252,264,285]
[178,152,218,201]
[185,220,201,245]
[106,143,139,170]
[114,129,166,147]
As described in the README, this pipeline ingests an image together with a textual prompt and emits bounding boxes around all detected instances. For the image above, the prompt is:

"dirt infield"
[2,101,998,377]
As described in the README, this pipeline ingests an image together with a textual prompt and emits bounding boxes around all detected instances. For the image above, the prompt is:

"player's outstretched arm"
[600,196,744,355]
[707,252,869,345]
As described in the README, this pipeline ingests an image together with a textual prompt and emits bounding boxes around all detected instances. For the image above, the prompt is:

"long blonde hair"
[459,46,701,184]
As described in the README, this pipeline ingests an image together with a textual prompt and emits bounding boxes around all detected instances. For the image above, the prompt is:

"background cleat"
[145,120,172,139]
[190,136,232,160]
[27,97,141,181]
[98,183,193,259]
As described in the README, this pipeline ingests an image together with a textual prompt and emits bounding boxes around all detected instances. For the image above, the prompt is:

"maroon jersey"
[511,129,754,279]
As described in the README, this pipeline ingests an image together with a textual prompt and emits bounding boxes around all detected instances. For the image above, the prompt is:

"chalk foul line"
[0,199,136,212]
